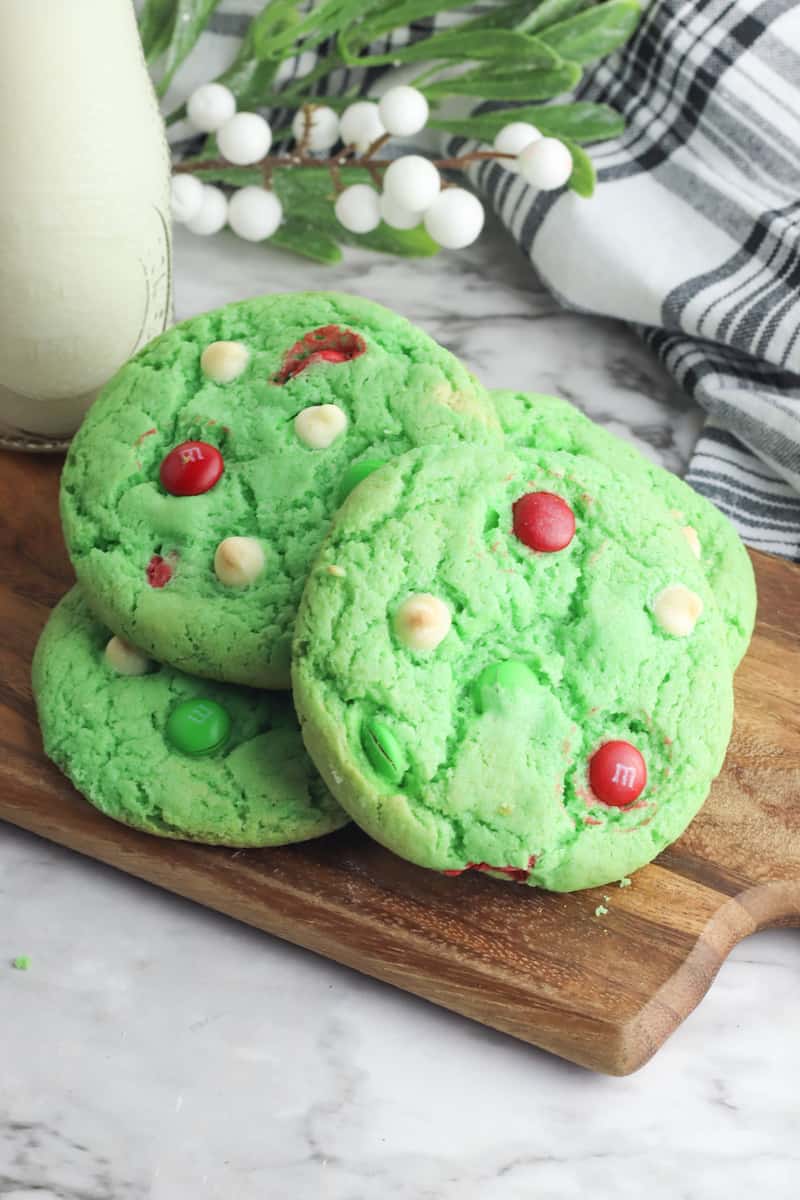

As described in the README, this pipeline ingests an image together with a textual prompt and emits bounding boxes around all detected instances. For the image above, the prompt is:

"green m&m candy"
[338,459,387,505]
[360,717,408,784]
[166,698,231,757]
[472,660,538,715]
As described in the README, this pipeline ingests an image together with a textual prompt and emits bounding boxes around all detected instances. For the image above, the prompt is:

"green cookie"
[492,389,756,667]
[61,292,498,689]
[292,443,737,892]
[33,588,347,847]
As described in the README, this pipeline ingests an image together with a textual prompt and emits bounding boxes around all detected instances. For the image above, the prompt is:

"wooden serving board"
[2,449,799,1075]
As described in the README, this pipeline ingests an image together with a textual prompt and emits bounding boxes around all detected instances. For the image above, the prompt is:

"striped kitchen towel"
[168,0,800,559]
[457,0,800,559]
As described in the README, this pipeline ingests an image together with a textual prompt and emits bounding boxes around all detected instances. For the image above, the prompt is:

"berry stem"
[174,148,517,179]
[328,160,344,195]
[360,132,391,163]
[297,104,314,154]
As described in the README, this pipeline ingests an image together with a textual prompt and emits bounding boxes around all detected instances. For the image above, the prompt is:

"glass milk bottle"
[0,0,173,450]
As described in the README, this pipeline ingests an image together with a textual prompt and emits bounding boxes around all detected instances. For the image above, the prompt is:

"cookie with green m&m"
[492,389,756,667]
[32,588,347,846]
[292,443,735,892]
[60,291,498,689]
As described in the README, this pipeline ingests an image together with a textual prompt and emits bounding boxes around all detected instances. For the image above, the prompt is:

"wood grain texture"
[1,449,798,1075]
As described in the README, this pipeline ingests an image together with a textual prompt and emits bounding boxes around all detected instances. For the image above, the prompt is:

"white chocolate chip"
[294,404,348,449]
[432,380,486,421]
[680,524,702,559]
[214,536,265,587]
[653,584,703,637]
[200,341,250,383]
[669,508,685,522]
[326,564,346,577]
[394,593,452,651]
[104,636,153,676]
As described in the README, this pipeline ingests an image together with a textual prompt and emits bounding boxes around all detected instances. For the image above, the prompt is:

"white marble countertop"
[3,224,798,1199]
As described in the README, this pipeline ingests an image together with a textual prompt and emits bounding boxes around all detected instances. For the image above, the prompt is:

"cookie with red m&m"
[32,588,347,846]
[492,389,756,668]
[60,292,497,688]
[292,443,734,891]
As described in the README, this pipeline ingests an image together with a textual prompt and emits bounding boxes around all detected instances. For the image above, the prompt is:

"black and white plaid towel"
[173,0,800,559]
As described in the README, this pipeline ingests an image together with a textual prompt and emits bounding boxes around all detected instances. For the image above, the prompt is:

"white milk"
[0,0,172,445]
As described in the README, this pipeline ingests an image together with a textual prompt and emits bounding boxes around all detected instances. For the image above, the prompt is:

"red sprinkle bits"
[442,856,536,883]
[146,554,173,588]
[512,491,575,553]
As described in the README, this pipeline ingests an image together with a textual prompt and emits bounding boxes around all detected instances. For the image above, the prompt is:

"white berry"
[517,137,573,190]
[653,585,703,638]
[493,121,541,170]
[217,112,272,166]
[294,404,348,449]
[228,186,283,241]
[394,594,451,651]
[379,192,420,230]
[378,86,429,138]
[334,185,381,234]
[184,185,228,236]
[382,156,440,212]
[187,83,236,133]
[291,105,340,152]
[339,101,384,152]
[105,636,152,677]
[423,188,484,249]
[214,537,265,588]
[201,341,249,383]
[170,174,205,223]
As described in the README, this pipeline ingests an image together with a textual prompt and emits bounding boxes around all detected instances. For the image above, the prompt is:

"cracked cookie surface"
[492,389,756,667]
[61,292,497,688]
[292,443,735,891]
[33,587,347,846]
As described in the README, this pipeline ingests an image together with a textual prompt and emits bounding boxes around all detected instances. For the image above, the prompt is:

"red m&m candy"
[512,491,575,553]
[160,441,224,497]
[589,741,647,807]
[274,325,367,384]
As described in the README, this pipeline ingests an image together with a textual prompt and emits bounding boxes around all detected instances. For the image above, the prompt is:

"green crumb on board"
[619,877,632,888]
[594,905,608,917]
[12,956,30,971]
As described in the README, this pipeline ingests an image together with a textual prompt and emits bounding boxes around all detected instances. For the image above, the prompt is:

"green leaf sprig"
[144,0,642,261]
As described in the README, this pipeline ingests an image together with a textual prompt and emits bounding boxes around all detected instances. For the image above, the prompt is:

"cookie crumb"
[497,803,513,816]
[12,955,30,971]
[594,905,608,917]
[326,564,346,578]
[619,877,631,888]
